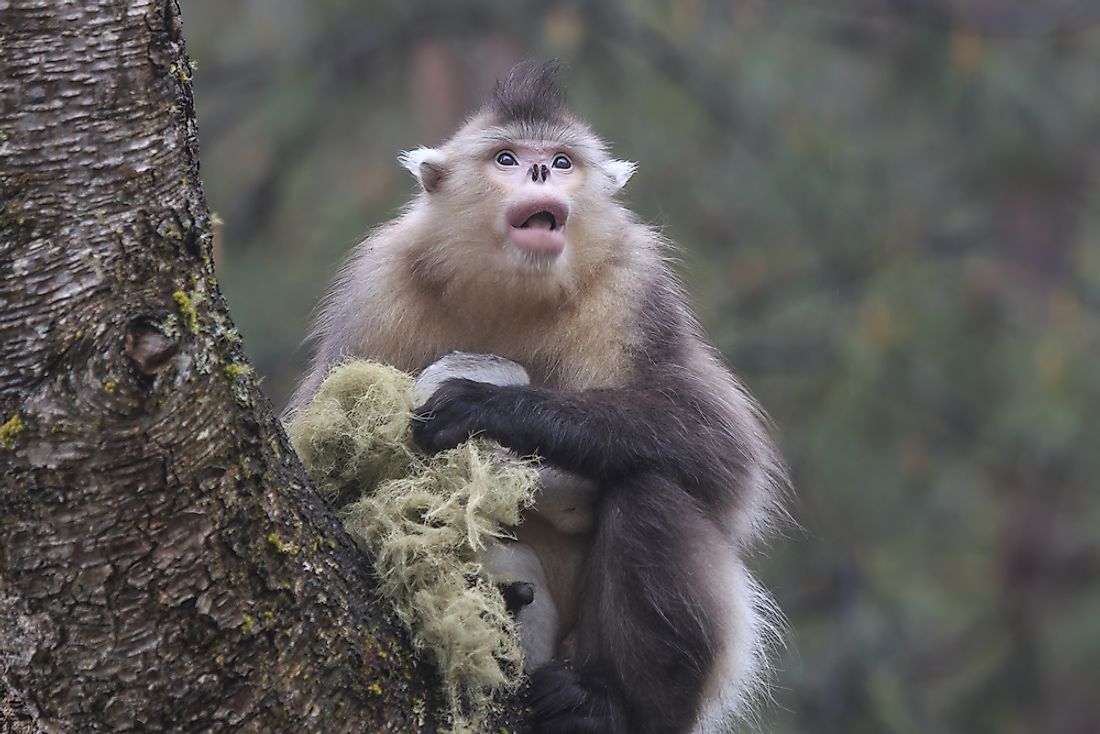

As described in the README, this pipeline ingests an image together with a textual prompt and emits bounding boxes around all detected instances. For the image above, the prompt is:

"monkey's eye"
[551,154,573,170]
[496,150,519,167]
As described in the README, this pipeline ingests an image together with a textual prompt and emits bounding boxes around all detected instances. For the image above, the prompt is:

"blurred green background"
[183,2,1100,732]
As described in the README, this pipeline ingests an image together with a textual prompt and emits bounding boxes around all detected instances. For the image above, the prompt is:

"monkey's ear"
[606,159,637,190]
[399,146,447,193]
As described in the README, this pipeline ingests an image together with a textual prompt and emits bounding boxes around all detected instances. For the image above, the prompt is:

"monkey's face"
[399,115,636,304]
[486,143,579,268]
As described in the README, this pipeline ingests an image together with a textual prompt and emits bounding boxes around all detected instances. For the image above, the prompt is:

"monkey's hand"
[411,377,500,454]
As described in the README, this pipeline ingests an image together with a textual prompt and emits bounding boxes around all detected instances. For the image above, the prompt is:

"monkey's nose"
[529,164,550,183]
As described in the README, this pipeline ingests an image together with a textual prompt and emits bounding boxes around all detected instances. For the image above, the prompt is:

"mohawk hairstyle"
[486,59,568,125]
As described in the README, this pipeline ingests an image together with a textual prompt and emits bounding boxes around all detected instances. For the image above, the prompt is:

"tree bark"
[0,2,521,731]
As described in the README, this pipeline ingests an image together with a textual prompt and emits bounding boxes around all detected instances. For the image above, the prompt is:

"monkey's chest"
[379,287,630,390]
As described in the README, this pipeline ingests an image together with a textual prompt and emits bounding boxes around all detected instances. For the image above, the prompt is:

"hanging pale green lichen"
[284,360,539,733]
[287,361,420,506]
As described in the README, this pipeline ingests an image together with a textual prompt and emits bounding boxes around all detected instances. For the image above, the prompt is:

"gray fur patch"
[413,351,531,404]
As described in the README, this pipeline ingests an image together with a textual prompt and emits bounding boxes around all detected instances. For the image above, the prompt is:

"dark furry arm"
[412,377,734,488]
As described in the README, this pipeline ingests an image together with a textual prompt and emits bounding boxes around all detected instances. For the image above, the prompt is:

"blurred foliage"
[184,1,1100,732]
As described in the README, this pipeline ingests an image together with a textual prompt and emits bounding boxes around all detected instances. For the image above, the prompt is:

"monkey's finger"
[411,418,473,454]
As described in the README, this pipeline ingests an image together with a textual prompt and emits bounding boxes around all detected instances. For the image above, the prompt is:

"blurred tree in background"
[184,1,1100,732]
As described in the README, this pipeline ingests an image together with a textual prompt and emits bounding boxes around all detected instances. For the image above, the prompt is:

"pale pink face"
[485,143,585,265]
[400,119,635,290]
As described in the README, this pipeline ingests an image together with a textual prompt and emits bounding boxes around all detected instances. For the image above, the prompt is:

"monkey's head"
[398,61,638,306]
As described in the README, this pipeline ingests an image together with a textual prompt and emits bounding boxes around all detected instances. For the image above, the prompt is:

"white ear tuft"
[606,159,637,190]
[398,147,446,190]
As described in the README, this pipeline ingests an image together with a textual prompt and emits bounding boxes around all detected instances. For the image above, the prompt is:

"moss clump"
[224,362,254,406]
[172,290,199,335]
[285,361,539,732]
[223,362,251,379]
[0,414,24,449]
[267,532,299,556]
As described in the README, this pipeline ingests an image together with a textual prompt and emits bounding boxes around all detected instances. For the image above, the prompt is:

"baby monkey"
[289,61,786,734]
[413,350,598,670]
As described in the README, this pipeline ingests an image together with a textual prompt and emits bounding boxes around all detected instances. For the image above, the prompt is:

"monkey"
[412,350,599,670]
[287,61,787,734]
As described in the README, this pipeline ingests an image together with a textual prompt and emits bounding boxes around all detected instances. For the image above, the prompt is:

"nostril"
[540,164,549,182]
[530,165,539,182]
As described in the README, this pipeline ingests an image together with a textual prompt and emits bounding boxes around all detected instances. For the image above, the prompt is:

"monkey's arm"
[412,378,728,487]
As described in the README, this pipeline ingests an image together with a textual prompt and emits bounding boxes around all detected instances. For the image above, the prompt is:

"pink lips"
[506,199,569,259]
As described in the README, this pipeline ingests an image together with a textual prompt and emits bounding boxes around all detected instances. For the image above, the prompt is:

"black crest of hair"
[486,59,568,125]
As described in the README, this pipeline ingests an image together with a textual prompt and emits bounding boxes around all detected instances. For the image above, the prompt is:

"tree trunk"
[0,2,521,731]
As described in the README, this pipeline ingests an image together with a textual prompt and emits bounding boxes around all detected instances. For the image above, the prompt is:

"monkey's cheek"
[508,227,566,261]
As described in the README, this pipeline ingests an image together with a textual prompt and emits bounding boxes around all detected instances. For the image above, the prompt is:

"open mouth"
[520,211,559,230]
[506,199,569,260]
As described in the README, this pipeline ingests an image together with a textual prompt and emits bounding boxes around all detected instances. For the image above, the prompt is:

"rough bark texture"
[0,2,523,731]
